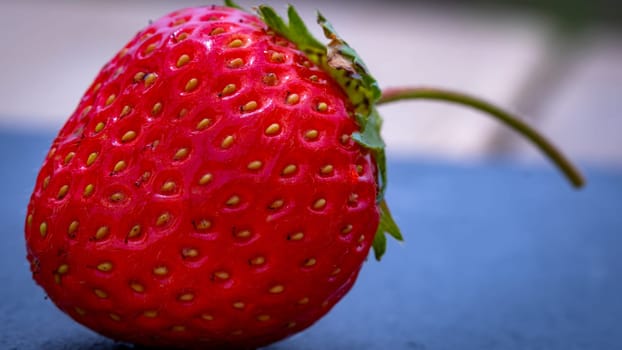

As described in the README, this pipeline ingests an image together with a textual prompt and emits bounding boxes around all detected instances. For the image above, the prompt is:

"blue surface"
[1,130,621,349]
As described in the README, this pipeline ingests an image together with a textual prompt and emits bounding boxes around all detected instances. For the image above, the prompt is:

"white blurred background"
[1,0,620,168]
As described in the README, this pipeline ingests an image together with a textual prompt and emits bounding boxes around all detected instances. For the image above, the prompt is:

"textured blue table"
[1,130,621,349]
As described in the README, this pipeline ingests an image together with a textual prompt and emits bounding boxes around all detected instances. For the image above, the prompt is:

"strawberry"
[24,1,584,349]
[24,3,398,349]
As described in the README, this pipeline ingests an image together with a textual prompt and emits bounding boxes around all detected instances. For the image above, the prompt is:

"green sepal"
[316,12,381,113]
[223,0,245,11]
[257,5,325,57]
[352,107,388,201]
[352,110,384,151]
[372,226,387,261]
[379,200,403,241]
[373,200,403,260]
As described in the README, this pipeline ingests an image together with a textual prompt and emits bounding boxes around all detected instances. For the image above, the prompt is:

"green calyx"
[223,0,244,10]
[224,1,402,260]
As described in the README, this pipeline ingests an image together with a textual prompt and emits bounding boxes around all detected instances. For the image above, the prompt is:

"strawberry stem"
[378,87,585,188]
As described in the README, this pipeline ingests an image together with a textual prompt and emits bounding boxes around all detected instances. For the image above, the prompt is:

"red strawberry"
[25,2,584,349]
[24,3,395,349]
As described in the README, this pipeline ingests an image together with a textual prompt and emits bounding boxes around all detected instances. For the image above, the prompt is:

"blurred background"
[0,0,620,168]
